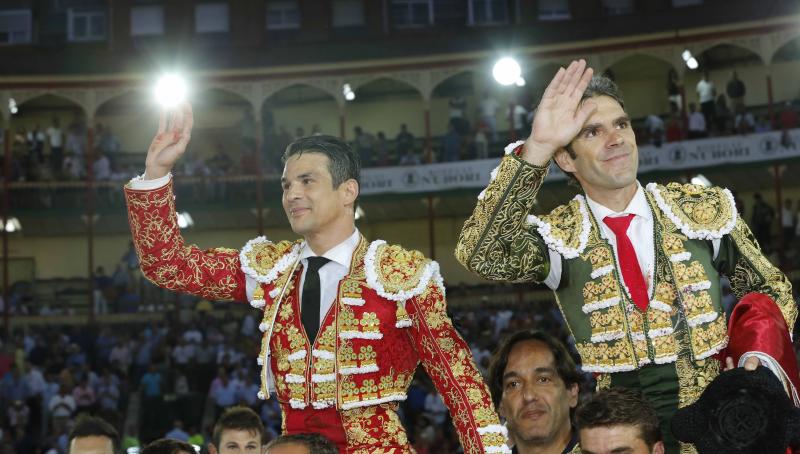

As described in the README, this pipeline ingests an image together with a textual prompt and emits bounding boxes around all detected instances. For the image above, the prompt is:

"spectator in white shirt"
[696,71,716,127]
[49,385,76,435]
[734,107,756,135]
[46,118,64,172]
[644,114,665,146]
[93,153,112,180]
[687,103,707,139]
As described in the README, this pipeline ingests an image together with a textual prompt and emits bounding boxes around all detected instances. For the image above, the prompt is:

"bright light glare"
[681,49,692,61]
[355,206,365,220]
[8,98,17,115]
[690,174,711,187]
[493,57,522,86]
[0,217,21,233]
[686,57,699,70]
[177,212,194,229]
[154,74,188,108]
[342,83,355,101]
[515,77,526,87]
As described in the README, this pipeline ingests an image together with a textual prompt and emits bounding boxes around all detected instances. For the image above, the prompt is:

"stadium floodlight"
[493,57,522,86]
[515,77,526,87]
[342,83,355,101]
[686,57,699,70]
[681,49,692,62]
[177,211,194,229]
[0,217,22,233]
[8,98,17,115]
[154,73,188,108]
[690,174,711,187]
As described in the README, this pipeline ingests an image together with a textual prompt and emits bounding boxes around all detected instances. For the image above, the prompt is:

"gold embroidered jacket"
[456,152,796,374]
[125,180,509,454]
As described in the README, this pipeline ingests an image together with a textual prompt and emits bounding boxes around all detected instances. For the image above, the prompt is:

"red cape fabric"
[721,292,800,395]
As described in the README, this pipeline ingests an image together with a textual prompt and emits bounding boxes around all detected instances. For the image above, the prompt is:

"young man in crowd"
[488,330,581,454]
[208,406,264,454]
[68,414,119,454]
[576,388,664,454]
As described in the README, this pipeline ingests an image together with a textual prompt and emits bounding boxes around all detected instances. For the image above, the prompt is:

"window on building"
[538,0,570,21]
[195,2,229,33]
[266,1,300,30]
[391,0,433,28]
[602,0,634,15]
[68,8,107,42]
[332,0,364,27]
[468,0,508,25]
[672,0,703,6]
[131,5,164,36]
[0,9,32,45]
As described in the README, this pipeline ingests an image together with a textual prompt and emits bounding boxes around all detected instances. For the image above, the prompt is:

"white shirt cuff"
[739,351,800,405]
[128,173,171,190]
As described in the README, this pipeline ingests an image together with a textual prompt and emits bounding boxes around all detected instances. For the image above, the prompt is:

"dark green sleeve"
[455,153,551,283]
[714,217,797,331]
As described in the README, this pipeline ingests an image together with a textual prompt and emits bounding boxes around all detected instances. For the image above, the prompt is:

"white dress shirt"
[544,183,721,291]
[295,229,360,326]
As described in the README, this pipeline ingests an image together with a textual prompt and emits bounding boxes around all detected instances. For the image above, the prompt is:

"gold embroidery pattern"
[455,155,551,282]
[576,339,637,372]
[589,307,626,340]
[627,311,649,363]
[672,261,710,288]
[311,324,337,403]
[242,240,298,279]
[583,274,623,309]
[654,183,735,233]
[536,199,588,253]
[125,183,243,301]
[374,244,428,294]
[340,404,411,453]
[728,218,797,331]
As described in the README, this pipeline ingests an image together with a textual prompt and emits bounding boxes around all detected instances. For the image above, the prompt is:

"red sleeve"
[125,180,247,302]
[723,292,800,398]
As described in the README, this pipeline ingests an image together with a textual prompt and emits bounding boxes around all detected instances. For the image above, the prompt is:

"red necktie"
[603,214,649,312]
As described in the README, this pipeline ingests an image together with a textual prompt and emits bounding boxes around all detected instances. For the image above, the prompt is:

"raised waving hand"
[522,59,596,166]
[144,102,194,180]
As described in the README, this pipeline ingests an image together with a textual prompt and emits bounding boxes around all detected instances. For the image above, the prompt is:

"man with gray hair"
[456,60,797,453]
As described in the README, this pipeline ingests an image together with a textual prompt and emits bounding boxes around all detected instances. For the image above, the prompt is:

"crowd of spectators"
[642,70,800,146]
[8,68,797,186]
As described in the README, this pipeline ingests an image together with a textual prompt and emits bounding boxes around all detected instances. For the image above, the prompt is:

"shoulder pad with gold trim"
[646,182,738,240]
[239,237,303,284]
[364,240,443,302]
[526,195,591,259]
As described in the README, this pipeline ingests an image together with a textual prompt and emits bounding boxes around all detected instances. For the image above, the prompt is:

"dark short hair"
[282,135,360,190]
[212,406,264,447]
[265,433,337,454]
[141,439,196,454]
[68,415,120,453]
[575,388,662,448]
[558,75,626,187]
[487,330,581,408]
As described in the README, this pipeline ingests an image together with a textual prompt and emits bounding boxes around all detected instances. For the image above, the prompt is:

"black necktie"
[301,256,330,344]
